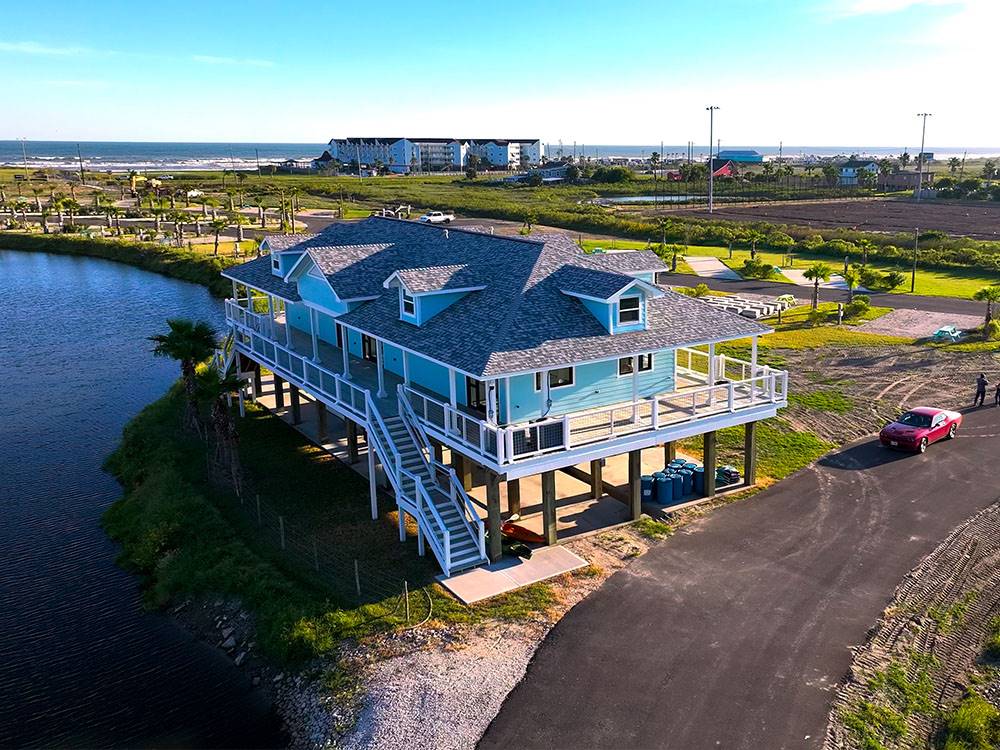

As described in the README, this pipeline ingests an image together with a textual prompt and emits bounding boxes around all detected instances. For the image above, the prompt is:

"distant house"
[709,159,736,178]
[918,152,935,163]
[312,151,335,170]
[839,159,880,186]
[878,171,933,191]
[277,158,316,173]
[717,150,763,164]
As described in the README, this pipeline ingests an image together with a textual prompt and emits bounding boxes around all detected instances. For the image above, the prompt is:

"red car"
[879,407,962,453]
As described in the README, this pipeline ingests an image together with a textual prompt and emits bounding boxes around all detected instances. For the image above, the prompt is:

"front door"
[361,334,377,363]
[466,376,486,414]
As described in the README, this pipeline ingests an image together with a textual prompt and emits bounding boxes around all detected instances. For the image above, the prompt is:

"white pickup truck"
[417,210,454,224]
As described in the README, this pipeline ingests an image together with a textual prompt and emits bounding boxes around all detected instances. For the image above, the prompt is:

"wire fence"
[209,447,435,627]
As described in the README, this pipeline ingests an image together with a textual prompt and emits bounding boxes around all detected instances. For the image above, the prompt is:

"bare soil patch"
[824,502,1000,749]
[856,309,984,339]
[679,199,1000,240]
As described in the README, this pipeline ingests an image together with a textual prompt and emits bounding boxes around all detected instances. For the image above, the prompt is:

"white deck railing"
[402,361,787,467]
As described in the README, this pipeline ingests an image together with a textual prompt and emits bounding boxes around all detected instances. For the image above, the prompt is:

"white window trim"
[617,353,655,377]
[534,367,575,391]
[399,287,418,321]
[617,295,643,327]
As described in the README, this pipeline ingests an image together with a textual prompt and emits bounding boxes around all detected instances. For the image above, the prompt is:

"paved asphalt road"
[480,407,1000,750]
[665,272,985,317]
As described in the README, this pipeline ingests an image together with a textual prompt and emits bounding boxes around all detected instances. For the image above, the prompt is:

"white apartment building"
[326,137,543,173]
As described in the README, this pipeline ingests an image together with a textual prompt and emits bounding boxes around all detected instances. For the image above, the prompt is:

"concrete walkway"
[480,407,1000,750]
[782,267,870,293]
[684,256,743,281]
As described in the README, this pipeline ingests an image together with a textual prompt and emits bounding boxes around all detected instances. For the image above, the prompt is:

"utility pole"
[916,112,932,201]
[255,148,261,178]
[20,138,30,180]
[76,143,86,185]
[707,106,719,213]
[912,228,919,292]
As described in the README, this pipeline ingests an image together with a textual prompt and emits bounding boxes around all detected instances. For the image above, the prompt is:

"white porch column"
[750,335,759,400]
[448,368,458,433]
[402,351,411,385]
[376,340,386,398]
[309,308,319,361]
[708,342,717,406]
[503,377,511,424]
[540,369,551,416]
[231,279,238,301]
[341,325,351,379]
[284,303,292,349]
[632,355,639,423]
[486,379,498,426]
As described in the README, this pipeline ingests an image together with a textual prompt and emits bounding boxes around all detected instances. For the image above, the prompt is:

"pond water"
[0,250,284,748]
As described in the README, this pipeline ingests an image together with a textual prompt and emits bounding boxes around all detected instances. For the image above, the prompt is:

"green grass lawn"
[104,386,554,664]
[729,303,909,349]
[579,238,695,274]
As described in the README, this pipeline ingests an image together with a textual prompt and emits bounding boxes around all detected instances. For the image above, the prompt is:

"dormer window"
[401,289,415,316]
[618,296,641,325]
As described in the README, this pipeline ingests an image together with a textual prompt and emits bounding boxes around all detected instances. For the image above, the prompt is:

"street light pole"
[707,106,719,213]
[916,112,932,201]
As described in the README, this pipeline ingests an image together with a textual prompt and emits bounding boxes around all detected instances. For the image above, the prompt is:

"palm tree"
[842,267,861,303]
[209,217,229,255]
[149,319,218,433]
[899,151,911,169]
[972,285,1000,325]
[948,157,961,174]
[39,207,51,234]
[287,187,301,232]
[236,173,247,207]
[196,365,243,491]
[855,239,874,266]
[62,198,81,226]
[745,230,765,260]
[803,262,832,309]
[31,187,44,212]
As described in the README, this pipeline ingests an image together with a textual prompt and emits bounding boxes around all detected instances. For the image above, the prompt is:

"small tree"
[465,167,478,180]
[842,266,861,302]
[745,230,765,260]
[522,209,537,234]
[209,217,229,255]
[973,285,1000,325]
[803,262,833,309]
[149,319,218,434]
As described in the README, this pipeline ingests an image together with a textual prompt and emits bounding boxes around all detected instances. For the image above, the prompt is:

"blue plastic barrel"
[671,473,684,498]
[684,462,699,471]
[641,475,654,503]
[680,469,694,495]
[693,466,705,494]
[656,475,673,504]
[669,458,686,469]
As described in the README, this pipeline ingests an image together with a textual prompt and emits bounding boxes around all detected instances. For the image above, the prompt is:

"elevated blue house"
[222,218,787,576]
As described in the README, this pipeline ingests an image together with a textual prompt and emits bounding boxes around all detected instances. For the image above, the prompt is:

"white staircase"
[225,302,487,576]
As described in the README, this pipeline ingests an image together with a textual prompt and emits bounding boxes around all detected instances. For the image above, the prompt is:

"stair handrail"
[399,467,451,571]
[363,390,403,491]
[397,387,485,560]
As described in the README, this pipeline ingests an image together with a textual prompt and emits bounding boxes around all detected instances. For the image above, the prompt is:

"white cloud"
[0,40,93,55]
[192,54,274,68]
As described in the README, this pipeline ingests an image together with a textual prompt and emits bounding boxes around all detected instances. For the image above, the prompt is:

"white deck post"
[402,350,410,385]
[540,370,550,415]
[231,279,238,301]
[448,368,458,433]
[376,340,386,398]
[503,377,511,425]
[750,335,759,399]
[708,343,717,406]
[368,447,378,519]
[309,308,319,361]
[284,304,292,349]
[341,325,351,379]
[632,355,639,423]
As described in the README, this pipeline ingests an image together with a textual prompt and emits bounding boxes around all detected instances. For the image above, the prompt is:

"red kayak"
[501,521,546,545]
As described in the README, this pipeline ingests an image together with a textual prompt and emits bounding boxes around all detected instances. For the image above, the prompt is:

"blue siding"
[500,350,676,423]
[296,272,349,315]
[272,250,303,277]
[287,301,311,334]
[581,298,612,332]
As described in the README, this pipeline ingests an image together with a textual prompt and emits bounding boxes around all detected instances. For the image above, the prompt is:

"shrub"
[941,693,1000,750]
[845,296,871,318]
[883,271,906,290]
[807,308,828,326]
[985,617,1000,659]
[984,319,1000,341]
[741,257,777,279]
[693,283,711,298]
[591,166,633,183]
[464,167,477,180]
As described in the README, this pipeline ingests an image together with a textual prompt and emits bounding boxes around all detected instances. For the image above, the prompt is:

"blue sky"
[2,0,996,146]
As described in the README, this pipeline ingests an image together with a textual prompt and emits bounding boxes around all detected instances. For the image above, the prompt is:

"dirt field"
[778,344,1000,445]
[678,198,1000,240]
[825,502,1000,749]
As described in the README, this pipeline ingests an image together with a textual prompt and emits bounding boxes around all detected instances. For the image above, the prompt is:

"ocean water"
[0,141,327,173]
[3,140,999,173]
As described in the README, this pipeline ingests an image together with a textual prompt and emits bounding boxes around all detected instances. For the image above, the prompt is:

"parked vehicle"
[418,211,454,223]
[879,407,962,453]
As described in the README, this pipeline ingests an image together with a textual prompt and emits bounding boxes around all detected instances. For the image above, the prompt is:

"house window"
[361,334,377,363]
[271,256,280,272]
[401,289,416,317]
[618,296,641,325]
[466,377,486,413]
[534,367,575,391]
[618,354,653,376]
[336,323,344,350]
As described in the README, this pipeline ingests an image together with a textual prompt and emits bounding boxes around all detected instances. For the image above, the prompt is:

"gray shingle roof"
[263,234,316,252]
[230,218,769,377]
[222,255,301,302]
[557,265,649,301]
[392,265,485,294]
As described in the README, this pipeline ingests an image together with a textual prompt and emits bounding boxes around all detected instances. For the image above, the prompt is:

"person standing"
[994,380,1000,407]
[975,373,988,407]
